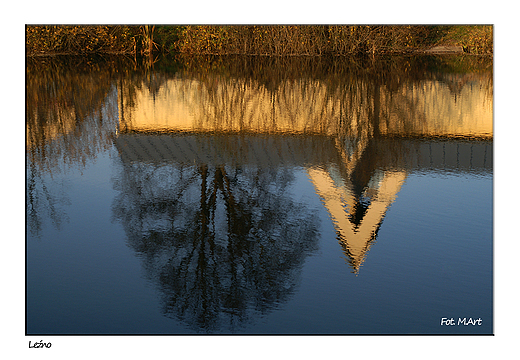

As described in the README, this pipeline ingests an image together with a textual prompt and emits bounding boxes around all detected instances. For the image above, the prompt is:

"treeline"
[26,25,493,57]
[176,25,437,55]
[26,25,158,56]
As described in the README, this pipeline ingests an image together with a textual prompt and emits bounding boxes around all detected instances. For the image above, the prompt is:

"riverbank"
[26,25,493,57]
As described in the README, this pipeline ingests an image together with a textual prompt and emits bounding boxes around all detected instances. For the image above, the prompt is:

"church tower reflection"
[307,165,406,272]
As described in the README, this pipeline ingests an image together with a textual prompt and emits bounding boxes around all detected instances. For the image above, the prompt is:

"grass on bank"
[430,25,493,54]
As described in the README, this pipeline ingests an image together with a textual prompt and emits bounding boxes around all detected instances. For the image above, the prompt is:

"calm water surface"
[26,55,493,334]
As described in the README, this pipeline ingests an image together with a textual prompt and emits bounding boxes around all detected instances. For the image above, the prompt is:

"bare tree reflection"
[112,156,319,333]
[26,57,123,236]
[26,161,71,236]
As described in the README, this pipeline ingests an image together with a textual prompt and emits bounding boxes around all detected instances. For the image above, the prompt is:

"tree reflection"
[112,157,319,333]
[26,161,70,236]
[26,56,123,236]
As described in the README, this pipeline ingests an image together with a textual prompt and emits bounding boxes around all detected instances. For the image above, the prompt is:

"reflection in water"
[118,56,492,140]
[308,137,491,271]
[27,55,492,333]
[115,55,492,274]
[111,154,319,332]
[308,166,406,271]
[26,57,123,236]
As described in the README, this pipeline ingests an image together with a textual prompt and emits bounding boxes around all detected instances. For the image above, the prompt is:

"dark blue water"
[26,55,493,335]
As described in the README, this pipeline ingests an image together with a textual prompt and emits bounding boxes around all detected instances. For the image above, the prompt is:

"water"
[26,55,493,334]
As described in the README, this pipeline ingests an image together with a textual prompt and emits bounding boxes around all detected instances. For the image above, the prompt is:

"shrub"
[26,25,139,56]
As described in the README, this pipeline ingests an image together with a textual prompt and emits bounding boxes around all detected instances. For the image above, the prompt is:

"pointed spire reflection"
[307,166,406,272]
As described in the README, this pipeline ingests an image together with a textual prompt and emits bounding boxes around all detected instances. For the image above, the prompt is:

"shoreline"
[26,46,491,58]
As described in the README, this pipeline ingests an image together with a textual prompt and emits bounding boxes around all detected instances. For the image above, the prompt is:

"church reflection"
[109,58,492,331]
[113,58,492,276]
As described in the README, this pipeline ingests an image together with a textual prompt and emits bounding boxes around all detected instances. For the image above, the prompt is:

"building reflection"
[115,58,492,275]
[111,59,492,331]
